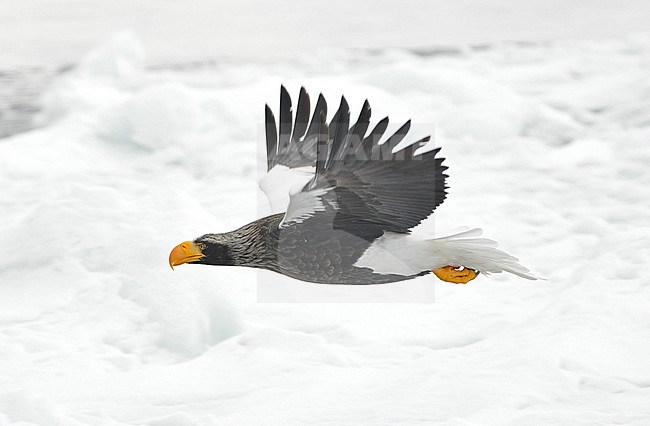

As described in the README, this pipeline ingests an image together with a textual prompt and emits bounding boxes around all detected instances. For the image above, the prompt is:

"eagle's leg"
[432,266,479,284]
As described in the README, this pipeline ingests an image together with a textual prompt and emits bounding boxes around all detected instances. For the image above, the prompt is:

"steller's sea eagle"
[169,86,537,284]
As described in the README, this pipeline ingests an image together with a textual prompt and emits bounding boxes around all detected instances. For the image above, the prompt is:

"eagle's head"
[168,235,235,268]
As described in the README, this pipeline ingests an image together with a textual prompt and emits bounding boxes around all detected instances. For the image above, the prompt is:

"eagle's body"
[170,87,537,284]
[198,213,425,284]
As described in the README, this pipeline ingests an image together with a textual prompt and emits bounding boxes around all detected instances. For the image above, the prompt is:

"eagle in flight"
[169,86,536,284]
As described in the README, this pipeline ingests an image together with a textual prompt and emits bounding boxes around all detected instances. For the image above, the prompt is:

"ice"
[0,392,81,425]
[78,32,145,80]
[1,21,650,426]
[3,0,650,67]
[99,83,211,150]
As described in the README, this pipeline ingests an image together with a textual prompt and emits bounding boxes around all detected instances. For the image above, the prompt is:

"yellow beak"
[169,241,205,269]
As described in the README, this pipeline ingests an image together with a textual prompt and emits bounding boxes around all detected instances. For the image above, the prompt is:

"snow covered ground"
[2,2,650,424]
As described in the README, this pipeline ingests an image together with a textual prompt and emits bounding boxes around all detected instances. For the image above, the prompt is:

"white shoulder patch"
[280,185,332,228]
[259,165,315,213]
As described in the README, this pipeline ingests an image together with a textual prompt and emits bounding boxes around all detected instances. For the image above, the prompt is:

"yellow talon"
[433,265,479,284]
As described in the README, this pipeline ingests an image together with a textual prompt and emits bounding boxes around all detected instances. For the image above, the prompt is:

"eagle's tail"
[429,228,539,281]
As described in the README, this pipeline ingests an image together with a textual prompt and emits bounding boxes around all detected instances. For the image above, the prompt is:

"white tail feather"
[355,229,539,280]
[429,229,538,280]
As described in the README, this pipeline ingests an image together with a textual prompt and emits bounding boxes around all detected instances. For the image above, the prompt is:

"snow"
[3,0,650,67]
[2,2,650,424]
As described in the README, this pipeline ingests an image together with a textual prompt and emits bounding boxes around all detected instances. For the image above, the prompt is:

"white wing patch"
[280,185,333,228]
[259,165,315,213]
[355,232,433,275]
